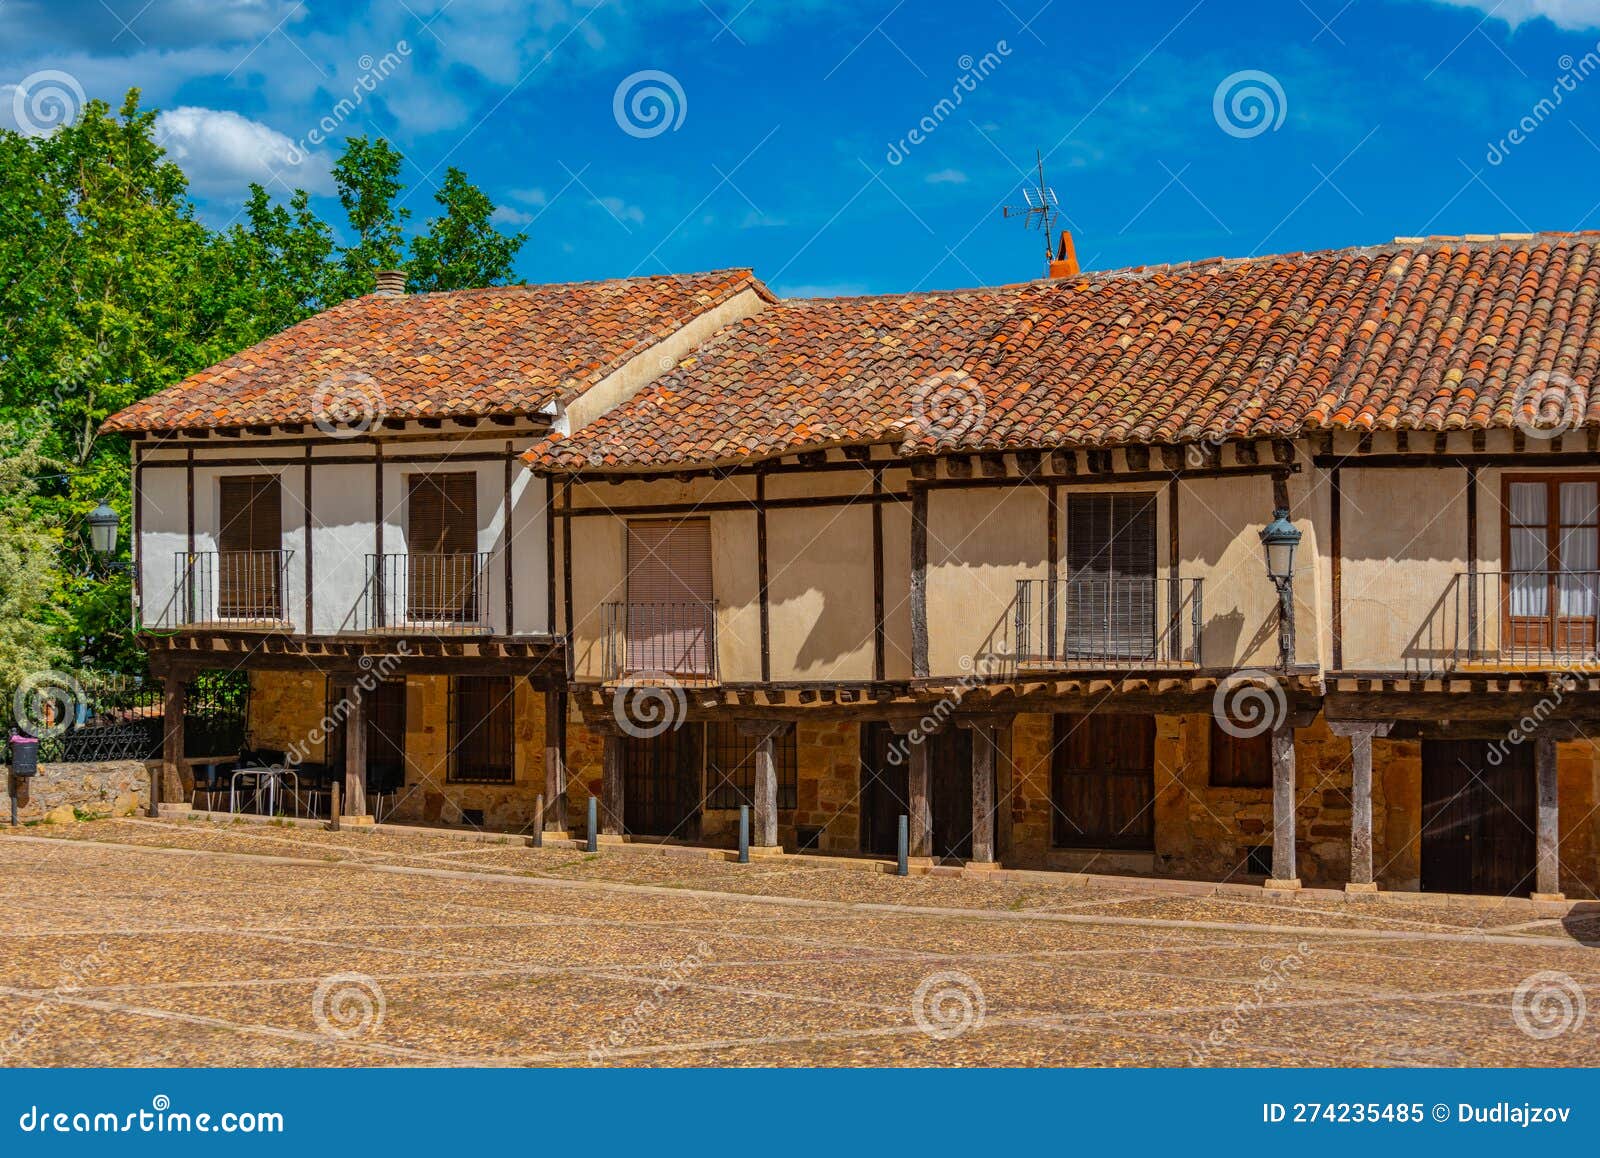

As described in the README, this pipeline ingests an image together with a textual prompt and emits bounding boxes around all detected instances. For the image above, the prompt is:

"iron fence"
[1438,569,1600,670]
[150,550,294,629]
[351,552,492,634]
[601,600,719,681]
[1007,576,1204,670]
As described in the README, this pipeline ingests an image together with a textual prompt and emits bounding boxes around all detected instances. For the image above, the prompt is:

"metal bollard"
[897,814,909,877]
[533,793,545,848]
[738,804,750,864]
[586,796,598,852]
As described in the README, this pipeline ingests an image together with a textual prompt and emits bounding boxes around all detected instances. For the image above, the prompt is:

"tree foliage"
[0,89,526,680]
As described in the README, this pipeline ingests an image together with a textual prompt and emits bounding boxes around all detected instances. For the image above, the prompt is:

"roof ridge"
[391,267,760,300]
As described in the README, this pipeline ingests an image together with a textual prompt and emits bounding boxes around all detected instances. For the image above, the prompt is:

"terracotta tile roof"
[529,232,1600,471]
[101,270,770,433]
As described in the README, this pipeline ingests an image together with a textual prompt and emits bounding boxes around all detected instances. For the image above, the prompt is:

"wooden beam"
[154,677,186,816]
[1326,720,1390,888]
[503,443,514,634]
[1270,722,1298,886]
[303,447,314,633]
[910,487,929,678]
[1330,467,1342,670]
[971,721,997,863]
[872,466,885,682]
[908,737,931,858]
[1535,734,1561,898]
[544,687,567,831]
[757,473,770,683]
[343,679,369,817]
[601,729,625,836]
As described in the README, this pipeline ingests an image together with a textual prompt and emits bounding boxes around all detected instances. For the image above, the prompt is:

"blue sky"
[7,0,1600,295]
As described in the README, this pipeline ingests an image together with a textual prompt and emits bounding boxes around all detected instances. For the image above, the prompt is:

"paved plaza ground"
[0,818,1596,1066]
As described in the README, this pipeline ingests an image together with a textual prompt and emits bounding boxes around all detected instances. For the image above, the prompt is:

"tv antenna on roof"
[1001,150,1060,272]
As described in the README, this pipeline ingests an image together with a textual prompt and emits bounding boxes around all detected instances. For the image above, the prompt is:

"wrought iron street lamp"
[1260,507,1301,671]
[87,500,120,558]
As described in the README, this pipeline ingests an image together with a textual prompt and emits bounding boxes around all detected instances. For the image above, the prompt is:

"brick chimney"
[375,269,407,295]
[1048,231,1079,278]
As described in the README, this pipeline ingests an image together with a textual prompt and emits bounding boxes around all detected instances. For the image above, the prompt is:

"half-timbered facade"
[102,268,772,828]
[530,233,1600,900]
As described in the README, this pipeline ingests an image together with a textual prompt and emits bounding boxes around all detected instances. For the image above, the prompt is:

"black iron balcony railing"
[601,600,719,682]
[151,550,294,629]
[1008,576,1204,670]
[351,552,492,635]
[1440,569,1600,670]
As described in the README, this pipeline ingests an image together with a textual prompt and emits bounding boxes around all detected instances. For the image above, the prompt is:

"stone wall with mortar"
[385,675,546,830]
[2,761,147,823]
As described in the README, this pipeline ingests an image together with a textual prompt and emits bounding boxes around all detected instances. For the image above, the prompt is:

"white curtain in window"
[1508,482,1549,617]
[1560,483,1599,618]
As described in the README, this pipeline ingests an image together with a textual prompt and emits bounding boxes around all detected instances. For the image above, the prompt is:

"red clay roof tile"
[528,232,1600,470]
[102,270,769,433]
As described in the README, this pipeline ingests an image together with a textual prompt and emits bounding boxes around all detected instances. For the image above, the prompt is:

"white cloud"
[1427,0,1600,28]
[154,106,333,197]
[492,204,537,226]
[595,195,645,225]
[926,168,969,184]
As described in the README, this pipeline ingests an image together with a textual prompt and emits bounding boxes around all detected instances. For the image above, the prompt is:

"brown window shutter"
[1064,493,1157,658]
[624,519,713,675]
[218,476,282,553]
[407,473,477,554]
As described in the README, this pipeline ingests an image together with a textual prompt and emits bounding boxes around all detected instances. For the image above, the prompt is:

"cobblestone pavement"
[1,820,1596,1066]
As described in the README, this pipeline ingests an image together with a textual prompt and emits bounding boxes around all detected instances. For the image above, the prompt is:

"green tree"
[409,166,526,291]
[0,428,67,691]
[332,135,409,295]
[238,184,342,332]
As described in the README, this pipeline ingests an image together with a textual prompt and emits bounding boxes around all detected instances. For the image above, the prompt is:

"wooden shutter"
[408,473,478,620]
[1209,723,1272,788]
[217,476,281,619]
[625,519,713,676]
[408,473,477,553]
[1050,713,1155,849]
[1064,493,1157,659]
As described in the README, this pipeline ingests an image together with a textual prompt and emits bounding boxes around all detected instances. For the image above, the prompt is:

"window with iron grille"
[448,675,514,783]
[703,721,797,810]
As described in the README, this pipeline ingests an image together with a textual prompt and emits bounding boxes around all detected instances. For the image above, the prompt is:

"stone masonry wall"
[2,761,147,823]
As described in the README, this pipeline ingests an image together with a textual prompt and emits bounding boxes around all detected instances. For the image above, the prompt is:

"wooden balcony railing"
[1440,569,1600,670]
[1006,576,1204,671]
[150,550,294,630]
[601,600,719,682]
[350,552,493,635]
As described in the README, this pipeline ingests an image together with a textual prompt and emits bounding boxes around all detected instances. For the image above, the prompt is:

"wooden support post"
[970,722,997,865]
[1328,721,1390,893]
[907,738,932,858]
[1534,734,1563,900]
[330,781,341,831]
[154,676,186,815]
[342,680,368,818]
[543,688,567,832]
[1267,721,1299,889]
[737,720,790,849]
[910,486,929,678]
[601,729,625,836]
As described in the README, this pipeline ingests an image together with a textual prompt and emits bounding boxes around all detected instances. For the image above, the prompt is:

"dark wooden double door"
[1421,740,1537,896]
[860,725,976,862]
[324,679,406,793]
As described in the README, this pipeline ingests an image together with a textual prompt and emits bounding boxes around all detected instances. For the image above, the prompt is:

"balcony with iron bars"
[344,552,494,636]
[1430,569,1600,672]
[601,600,720,684]
[148,550,295,631]
[1001,576,1205,674]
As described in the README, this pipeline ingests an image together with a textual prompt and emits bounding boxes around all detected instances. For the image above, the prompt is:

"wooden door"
[325,679,406,794]
[1050,713,1156,849]
[929,728,973,862]
[622,726,702,838]
[625,520,714,676]
[217,476,282,619]
[1421,740,1536,896]
[407,473,478,621]
[1064,493,1158,660]
[1504,478,1599,661]
[859,723,906,856]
